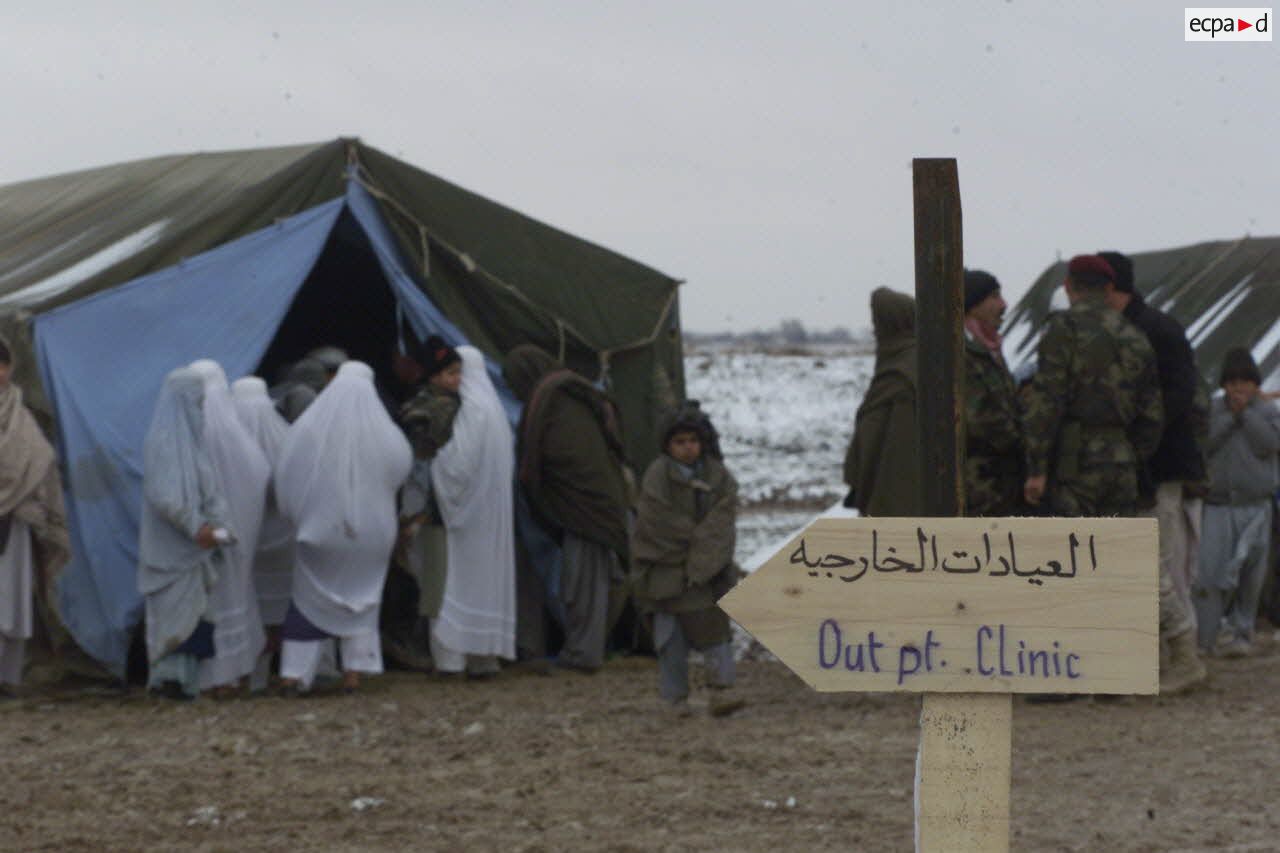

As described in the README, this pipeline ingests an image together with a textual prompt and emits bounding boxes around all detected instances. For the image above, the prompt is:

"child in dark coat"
[632,407,742,714]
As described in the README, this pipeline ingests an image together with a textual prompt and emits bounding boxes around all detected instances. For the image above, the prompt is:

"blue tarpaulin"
[34,180,501,673]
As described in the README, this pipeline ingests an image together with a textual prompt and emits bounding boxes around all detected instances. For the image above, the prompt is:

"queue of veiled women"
[5,329,745,716]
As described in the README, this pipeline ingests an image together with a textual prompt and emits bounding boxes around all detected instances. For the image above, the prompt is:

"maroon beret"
[1066,254,1116,282]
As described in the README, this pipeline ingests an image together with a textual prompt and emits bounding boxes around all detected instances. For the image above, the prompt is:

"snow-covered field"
[682,345,875,564]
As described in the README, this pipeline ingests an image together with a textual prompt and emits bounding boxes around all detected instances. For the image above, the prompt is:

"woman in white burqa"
[274,361,412,692]
[431,346,517,675]
[138,367,228,699]
[189,360,270,694]
[231,376,296,689]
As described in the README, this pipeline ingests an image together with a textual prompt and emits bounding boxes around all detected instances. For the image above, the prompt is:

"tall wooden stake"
[912,158,1011,852]
[913,159,965,518]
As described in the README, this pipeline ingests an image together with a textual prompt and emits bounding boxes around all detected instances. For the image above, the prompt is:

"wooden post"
[912,157,965,519]
[912,158,1011,852]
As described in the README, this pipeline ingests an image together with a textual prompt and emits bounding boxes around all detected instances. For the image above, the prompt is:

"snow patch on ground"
[683,347,874,565]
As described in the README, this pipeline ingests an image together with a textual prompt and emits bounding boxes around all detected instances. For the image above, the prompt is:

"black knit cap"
[1097,251,1135,294]
[964,270,1001,312]
[662,409,705,447]
[1219,347,1262,386]
[659,399,722,459]
[420,335,461,377]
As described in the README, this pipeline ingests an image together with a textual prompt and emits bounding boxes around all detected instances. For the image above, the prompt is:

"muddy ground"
[3,638,1279,853]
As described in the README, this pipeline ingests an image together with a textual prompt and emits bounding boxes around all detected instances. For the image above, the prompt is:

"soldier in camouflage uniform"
[962,270,1023,516]
[1022,255,1163,517]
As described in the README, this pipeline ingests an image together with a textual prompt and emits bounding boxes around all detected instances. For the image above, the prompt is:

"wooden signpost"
[720,159,1159,851]
[720,516,1158,850]
[724,517,1158,695]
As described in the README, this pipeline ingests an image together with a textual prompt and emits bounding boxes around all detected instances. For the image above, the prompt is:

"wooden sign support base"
[916,693,1011,852]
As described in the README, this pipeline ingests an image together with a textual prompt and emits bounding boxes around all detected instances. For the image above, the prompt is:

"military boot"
[1160,630,1207,695]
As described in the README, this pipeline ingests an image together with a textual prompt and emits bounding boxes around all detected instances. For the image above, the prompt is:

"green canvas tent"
[1005,236,1280,385]
[0,138,684,671]
[0,138,685,460]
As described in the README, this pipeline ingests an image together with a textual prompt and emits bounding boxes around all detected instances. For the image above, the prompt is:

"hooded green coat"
[505,346,631,562]
[631,453,737,648]
[843,288,922,517]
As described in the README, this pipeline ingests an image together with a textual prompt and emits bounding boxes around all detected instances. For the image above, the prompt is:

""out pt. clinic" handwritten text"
[817,619,1082,686]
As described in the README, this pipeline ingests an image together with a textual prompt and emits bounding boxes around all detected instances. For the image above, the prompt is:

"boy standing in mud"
[632,405,743,716]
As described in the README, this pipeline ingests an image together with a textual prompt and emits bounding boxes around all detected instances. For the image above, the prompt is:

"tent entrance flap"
[258,209,407,403]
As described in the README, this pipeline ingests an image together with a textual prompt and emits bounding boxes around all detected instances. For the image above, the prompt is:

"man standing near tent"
[842,287,921,516]
[274,361,412,694]
[504,345,631,673]
[1022,255,1163,515]
[961,271,1023,516]
[1099,250,1209,693]
[0,338,71,694]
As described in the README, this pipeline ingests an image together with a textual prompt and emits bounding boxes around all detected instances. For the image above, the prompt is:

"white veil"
[189,359,270,685]
[231,376,289,461]
[231,375,295,626]
[273,361,412,635]
[430,346,516,660]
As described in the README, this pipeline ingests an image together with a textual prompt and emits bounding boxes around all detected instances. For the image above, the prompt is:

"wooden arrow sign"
[720,515,1158,695]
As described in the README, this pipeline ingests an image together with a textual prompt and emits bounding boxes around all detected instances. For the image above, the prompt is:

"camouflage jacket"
[398,385,460,460]
[1023,295,1163,482]
[964,335,1023,516]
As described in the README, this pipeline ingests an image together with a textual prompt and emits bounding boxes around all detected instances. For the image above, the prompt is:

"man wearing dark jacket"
[961,270,1023,516]
[504,345,632,673]
[1099,250,1207,694]
[842,288,921,516]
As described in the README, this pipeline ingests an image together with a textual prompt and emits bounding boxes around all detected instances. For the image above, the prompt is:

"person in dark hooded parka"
[504,345,631,672]
[842,288,922,516]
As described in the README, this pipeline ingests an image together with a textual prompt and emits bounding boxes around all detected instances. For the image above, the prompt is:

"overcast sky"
[3,1,1276,333]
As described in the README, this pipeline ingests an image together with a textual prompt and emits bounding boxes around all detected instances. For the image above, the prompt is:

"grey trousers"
[653,612,735,703]
[1196,500,1272,649]
[559,532,615,671]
